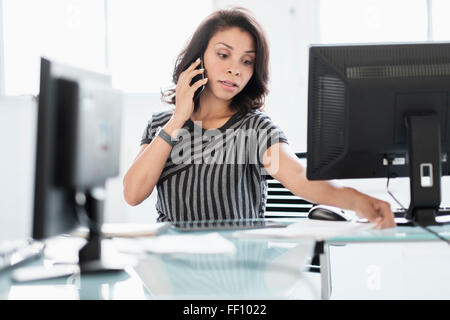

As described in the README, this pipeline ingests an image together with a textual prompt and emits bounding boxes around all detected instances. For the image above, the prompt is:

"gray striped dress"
[140,108,289,222]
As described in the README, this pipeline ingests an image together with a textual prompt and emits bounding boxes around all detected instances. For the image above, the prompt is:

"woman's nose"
[227,69,240,76]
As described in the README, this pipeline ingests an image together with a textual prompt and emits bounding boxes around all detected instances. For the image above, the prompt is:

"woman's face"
[202,26,256,102]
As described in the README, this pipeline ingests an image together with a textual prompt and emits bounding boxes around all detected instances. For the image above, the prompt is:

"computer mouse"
[308,205,352,222]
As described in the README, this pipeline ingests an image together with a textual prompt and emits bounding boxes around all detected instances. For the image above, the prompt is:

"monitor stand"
[404,113,442,226]
[78,187,123,274]
[11,188,122,283]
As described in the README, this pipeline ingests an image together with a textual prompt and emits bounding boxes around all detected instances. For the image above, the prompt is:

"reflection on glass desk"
[133,236,314,299]
[1,262,149,300]
[326,222,450,243]
[320,222,450,300]
[0,236,148,300]
[0,228,317,300]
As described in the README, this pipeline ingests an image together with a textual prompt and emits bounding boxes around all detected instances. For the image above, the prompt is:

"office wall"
[0,96,36,241]
[211,0,450,210]
[213,0,320,153]
[2,92,449,242]
[2,2,450,240]
[0,0,5,95]
[107,0,324,223]
[106,93,164,224]
[0,94,164,242]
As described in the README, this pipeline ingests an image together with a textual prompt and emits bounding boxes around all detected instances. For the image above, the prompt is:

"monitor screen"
[307,42,450,225]
[32,57,123,272]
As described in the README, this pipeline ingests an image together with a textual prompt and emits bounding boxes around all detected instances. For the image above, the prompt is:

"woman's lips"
[219,80,238,91]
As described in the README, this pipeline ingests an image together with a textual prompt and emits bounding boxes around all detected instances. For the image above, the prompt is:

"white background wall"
[213,0,320,153]
[0,96,37,240]
[0,0,4,95]
[1,1,450,241]
[0,94,165,241]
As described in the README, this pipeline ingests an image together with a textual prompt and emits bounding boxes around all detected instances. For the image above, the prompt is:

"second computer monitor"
[307,42,450,225]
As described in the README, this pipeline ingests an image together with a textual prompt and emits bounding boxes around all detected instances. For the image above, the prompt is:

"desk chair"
[264,152,313,218]
[264,152,321,273]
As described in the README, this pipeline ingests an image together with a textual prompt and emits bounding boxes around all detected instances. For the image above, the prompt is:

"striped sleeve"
[254,113,289,166]
[140,110,173,145]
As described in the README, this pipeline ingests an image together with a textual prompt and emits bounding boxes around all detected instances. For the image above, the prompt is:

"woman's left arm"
[262,143,395,229]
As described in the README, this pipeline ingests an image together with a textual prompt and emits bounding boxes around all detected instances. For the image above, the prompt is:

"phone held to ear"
[190,57,205,101]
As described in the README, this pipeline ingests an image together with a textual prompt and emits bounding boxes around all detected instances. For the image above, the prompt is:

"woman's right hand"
[173,58,208,123]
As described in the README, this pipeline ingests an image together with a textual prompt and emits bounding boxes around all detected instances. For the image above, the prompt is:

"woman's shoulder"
[152,109,174,121]
[241,109,275,127]
[149,109,174,127]
[244,108,272,119]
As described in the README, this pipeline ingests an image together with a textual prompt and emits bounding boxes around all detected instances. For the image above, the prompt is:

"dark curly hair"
[161,6,270,114]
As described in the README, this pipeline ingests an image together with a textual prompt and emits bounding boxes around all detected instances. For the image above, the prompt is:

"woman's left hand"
[352,192,396,229]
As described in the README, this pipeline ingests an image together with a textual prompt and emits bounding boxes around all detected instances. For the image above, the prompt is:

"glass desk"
[4,220,450,300]
[0,227,316,300]
[320,222,450,299]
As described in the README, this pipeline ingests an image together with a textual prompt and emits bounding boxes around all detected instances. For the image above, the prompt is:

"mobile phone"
[190,56,205,101]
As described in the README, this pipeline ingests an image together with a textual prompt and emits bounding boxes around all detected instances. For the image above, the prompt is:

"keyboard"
[0,239,45,272]
[171,219,287,231]
[393,208,450,225]
[394,207,450,217]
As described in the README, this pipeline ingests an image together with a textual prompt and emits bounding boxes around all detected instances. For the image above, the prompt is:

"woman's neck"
[191,91,235,121]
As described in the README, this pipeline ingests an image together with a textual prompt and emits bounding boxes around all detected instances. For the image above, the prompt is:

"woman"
[123,7,395,229]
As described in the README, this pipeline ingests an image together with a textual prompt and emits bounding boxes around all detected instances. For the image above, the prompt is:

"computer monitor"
[307,42,450,226]
[33,57,123,272]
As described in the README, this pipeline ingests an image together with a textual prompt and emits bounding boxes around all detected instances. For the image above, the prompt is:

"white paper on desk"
[233,220,375,241]
[101,222,170,237]
[138,232,236,255]
[72,222,170,238]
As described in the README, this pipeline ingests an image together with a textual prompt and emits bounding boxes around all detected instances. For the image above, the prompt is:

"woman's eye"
[217,53,253,65]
